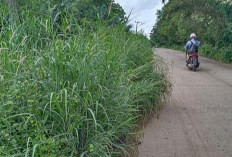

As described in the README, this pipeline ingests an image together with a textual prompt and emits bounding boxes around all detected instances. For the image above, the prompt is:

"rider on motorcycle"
[185,33,200,67]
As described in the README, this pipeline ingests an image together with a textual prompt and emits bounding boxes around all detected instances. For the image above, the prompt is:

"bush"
[199,43,232,62]
[0,11,169,156]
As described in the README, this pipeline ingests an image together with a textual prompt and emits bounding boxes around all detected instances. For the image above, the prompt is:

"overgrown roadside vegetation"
[0,1,170,156]
[151,0,232,63]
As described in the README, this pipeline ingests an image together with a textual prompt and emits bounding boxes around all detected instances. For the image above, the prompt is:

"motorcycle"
[186,52,200,71]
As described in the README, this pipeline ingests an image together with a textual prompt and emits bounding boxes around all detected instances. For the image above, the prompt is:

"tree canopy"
[151,0,232,62]
[2,0,127,28]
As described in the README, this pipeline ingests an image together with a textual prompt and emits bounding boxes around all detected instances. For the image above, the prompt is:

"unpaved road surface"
[138,48,232,157]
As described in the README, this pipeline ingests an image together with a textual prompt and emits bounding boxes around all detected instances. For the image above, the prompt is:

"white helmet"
[190,33,197,39]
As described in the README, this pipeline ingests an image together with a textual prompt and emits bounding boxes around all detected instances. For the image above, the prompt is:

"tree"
[152,0,232,62]
[4,0,127,30]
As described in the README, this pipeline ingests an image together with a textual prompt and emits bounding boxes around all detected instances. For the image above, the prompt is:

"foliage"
[0,1,169,156]
[1,0,126,30]
[151,0,232,62]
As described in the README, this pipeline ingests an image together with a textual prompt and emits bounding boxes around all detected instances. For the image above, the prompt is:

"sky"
[114,0,164,37]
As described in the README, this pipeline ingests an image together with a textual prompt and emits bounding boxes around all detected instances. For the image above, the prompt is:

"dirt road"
[138,48,232,157]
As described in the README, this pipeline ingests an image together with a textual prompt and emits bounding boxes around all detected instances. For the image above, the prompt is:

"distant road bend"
[138,48,232,157]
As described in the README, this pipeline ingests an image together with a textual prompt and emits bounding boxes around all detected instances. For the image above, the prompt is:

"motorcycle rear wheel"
[192,65,196,72]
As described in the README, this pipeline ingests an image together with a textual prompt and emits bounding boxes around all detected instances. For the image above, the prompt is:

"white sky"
[114,0,164,37]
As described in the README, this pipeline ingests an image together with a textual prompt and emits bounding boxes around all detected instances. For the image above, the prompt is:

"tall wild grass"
[0,4,169,157]
[199,43,232,62]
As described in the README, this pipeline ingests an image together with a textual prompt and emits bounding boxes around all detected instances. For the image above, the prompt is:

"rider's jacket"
[184,39,200,53]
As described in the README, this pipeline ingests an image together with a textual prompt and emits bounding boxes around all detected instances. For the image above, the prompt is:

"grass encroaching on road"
[0,9,170,157]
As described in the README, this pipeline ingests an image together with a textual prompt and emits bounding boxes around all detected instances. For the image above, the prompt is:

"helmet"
[190,33,197,39]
